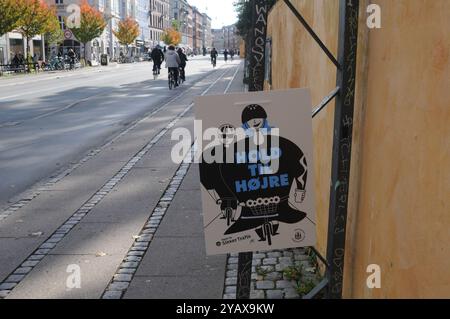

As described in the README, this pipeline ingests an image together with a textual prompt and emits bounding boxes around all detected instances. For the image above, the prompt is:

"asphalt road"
[0,56,223,209]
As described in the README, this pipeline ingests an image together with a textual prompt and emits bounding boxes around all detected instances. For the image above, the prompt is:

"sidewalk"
[118,62,247,299]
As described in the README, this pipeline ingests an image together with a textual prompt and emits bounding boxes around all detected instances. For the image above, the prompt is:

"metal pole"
[236,0,268,300]
[247,0,268,92]
[326,0,359,299]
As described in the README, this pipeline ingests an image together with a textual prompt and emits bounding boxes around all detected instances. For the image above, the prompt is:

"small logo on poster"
[293,229,305,242]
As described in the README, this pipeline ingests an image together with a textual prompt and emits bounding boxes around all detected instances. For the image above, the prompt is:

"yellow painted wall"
[350,0,450,298]
[267,0,450,298]
[239,39,246,58]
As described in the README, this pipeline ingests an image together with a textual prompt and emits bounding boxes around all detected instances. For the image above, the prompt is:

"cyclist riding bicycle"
[210,47,218,66]
[177,47,188,82]
[165,45,181,87]
[151,45,164,75]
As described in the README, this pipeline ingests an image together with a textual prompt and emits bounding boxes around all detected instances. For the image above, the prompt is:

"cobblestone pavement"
[223,248,321,299]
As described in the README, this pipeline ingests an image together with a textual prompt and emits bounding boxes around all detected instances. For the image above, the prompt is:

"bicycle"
[178,67,185,85]
[215,196,281,246]
[211,57,217,68]
[255,220,279,246]
[153,64,160,80]
[216,198,237,226]
[168,68,177,90]
[45,57,64,71]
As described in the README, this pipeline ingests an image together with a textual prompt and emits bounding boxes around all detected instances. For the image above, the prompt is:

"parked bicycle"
[45,56,65,71]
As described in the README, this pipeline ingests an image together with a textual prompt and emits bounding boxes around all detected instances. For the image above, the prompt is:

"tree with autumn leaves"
[113,17,140,57]
[0,0,25,36]
[0,0,59,61]
[161,21,182,46]
[68,0,106,65]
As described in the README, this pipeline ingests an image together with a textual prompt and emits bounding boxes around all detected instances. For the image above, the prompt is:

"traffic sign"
[64,29,73,40]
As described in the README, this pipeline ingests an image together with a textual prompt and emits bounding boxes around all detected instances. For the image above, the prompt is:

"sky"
[187,0,238,29]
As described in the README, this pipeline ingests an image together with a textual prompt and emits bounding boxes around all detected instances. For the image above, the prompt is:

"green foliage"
[283,262,320,297]
[255,266,271,278]
[295,280,316,297]
[171,19,180,31]
[70,0,106,45]
[113,17,140,46]
[45,15,64,45]
[233,0,277,38]
[18,0,56,40]
[0,0,24,36]
[45,27,64,46]
[282,264,304,281]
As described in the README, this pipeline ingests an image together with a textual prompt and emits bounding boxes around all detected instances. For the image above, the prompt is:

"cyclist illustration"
[200,104,308,245]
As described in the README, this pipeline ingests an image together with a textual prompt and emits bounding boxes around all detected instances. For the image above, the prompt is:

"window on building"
[0,47,4,65]
[58,16,65,30]
[55,0,63,4]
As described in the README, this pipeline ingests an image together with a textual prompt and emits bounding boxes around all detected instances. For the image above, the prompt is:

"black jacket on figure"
[151,48,164,64]
[177,49,188,67]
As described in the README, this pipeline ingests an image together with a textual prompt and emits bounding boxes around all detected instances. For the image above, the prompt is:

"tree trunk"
[26,36,32,72]
[83,42,87,66]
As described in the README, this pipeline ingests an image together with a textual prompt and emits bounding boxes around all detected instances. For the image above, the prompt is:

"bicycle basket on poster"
[245,196,280,216]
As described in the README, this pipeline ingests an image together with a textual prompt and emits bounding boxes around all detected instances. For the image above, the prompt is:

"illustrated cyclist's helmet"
[241,104,267,124]
[218,124,236,146]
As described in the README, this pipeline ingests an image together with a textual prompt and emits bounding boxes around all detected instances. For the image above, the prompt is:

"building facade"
[192,6,203,54]
[43,0,156,62]
[170,0,190,48]
[149,0,171,48]
[169,0,212,54]
[211,28,224,51]
[212,24,240,52]
[1,0,214,64]
[0,35,7,65]
[201,14,212,51]
[223,24,239,52]
[0,27,45,65]
[44,0,119,61]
